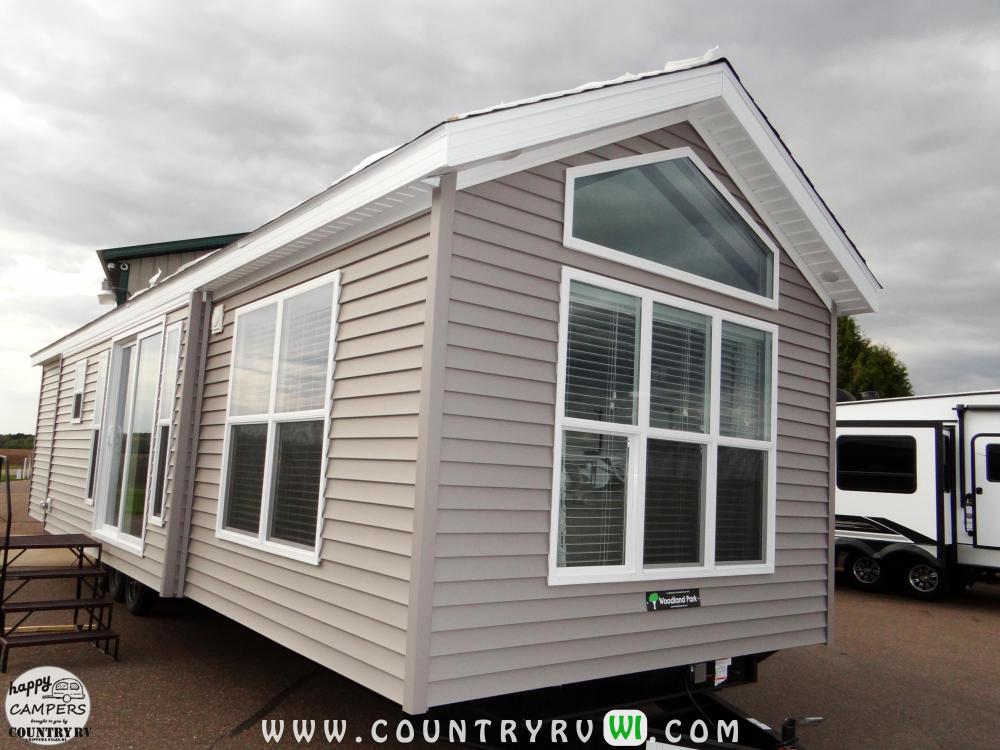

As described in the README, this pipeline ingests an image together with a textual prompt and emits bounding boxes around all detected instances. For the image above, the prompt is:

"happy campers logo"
[6,667,91,745]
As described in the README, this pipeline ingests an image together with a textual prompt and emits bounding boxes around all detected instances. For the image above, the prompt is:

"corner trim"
[160,291,212,597]
[403,172,456,714]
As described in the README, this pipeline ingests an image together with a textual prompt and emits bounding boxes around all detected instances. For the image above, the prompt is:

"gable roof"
[32,56,880,365]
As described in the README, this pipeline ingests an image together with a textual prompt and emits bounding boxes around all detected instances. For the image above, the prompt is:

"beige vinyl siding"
[126,250,209,297]
[28,360,61,521]
[39,306,189,590]
[425,123,833,706]
[183,213,431,705]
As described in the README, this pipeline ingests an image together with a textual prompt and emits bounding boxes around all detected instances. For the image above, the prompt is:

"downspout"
[826,304,837,647]
[159,290,212,597]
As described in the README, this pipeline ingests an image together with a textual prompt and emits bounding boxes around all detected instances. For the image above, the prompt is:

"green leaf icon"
[648,593,659,605]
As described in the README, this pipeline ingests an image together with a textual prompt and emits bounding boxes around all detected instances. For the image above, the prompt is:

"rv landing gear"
[901,560,948,601]
[845,553,883,591]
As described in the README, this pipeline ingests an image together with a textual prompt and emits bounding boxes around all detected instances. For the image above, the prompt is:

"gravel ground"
[3,479,999,749]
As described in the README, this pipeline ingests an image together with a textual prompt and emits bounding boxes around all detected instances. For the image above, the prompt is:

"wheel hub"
[909,564,939,593]
[852,557,880,584]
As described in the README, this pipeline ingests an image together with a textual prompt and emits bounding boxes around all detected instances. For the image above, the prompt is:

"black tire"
[845,553,884,591]
[901,559,949,601]
[124,578,156,616]
[107,568,127,603]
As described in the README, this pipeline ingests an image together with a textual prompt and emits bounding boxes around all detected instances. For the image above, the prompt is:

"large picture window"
[550,270,777,584]
[217,271,339,563]
[564,148,777,307]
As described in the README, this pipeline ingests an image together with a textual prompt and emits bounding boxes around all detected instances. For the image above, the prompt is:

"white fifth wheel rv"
[835,391,1000,599]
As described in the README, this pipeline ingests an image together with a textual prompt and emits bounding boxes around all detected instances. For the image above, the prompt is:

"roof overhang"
[32,58,878,366]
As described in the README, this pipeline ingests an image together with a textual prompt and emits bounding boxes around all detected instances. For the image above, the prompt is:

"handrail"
[1,455,10,634]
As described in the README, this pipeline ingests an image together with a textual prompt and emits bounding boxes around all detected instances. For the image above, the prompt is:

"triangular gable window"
[565,148,776,304]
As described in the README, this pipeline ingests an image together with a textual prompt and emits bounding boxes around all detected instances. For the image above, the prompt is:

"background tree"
[837,317,913,398]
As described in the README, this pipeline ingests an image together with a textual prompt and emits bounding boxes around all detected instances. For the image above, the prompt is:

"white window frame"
[91,319,167,557]
[548,268,778,586]
[147,321,183,527]
[215,269,340,565]
[70,361,87,423]
[563,147,781,310]
[83,351,109,505]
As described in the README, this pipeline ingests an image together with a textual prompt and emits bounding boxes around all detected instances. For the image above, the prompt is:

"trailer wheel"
[124,578,156,616]
[845,553,883,590]
[106,568,127,603]
[901,560,948,601]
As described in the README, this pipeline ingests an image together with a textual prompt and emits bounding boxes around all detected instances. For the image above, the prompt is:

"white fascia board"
[443,65,724,168]
[31,293,190,366]
[719,72,880,312]
[456,108,695,190]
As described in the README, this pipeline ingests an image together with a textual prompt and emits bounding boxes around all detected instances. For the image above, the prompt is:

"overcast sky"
[1,1,998,433]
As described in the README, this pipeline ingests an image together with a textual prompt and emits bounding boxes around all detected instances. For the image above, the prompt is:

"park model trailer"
[25,56,879,721]
[836,391,1000,599]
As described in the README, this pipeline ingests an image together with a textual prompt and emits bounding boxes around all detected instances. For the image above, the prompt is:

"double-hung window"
[549,270,777,584]
[148,322,182,525]
[84,352,109,503]
[217,271,340,564]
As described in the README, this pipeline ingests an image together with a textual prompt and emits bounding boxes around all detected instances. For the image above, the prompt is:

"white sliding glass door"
[96,327,162,550]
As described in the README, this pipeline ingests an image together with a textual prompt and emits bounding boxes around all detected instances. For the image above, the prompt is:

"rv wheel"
[846,554,883,590]
[106,568,127,603]
[902,561,948,601]
[124,578,156,616]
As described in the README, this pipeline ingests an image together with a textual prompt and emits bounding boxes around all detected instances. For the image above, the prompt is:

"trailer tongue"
[428,654,817,749]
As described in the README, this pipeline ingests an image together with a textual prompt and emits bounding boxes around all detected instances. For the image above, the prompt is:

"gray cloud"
[1,0,999,430]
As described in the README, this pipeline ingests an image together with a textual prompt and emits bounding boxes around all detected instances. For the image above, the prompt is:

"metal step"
[0,628,118,648]
[3,566,106,581]
[0,534,99,550]
[3,598,113,613]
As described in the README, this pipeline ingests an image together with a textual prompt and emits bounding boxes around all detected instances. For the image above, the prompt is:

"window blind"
[644,439,704,565]
[269,420,324,546]
[715,446,766,562]
[224,423,268,533]
[650,304,710,432]
[720,322,771,440]
[151,424,170,518]
[275,284,333,413]
[230,304,277,416]
[557,430,628,567]
[159,327,182,422]
[564,282,639,425]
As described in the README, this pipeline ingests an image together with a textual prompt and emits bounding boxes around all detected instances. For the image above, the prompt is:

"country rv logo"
[6,667,91,745]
